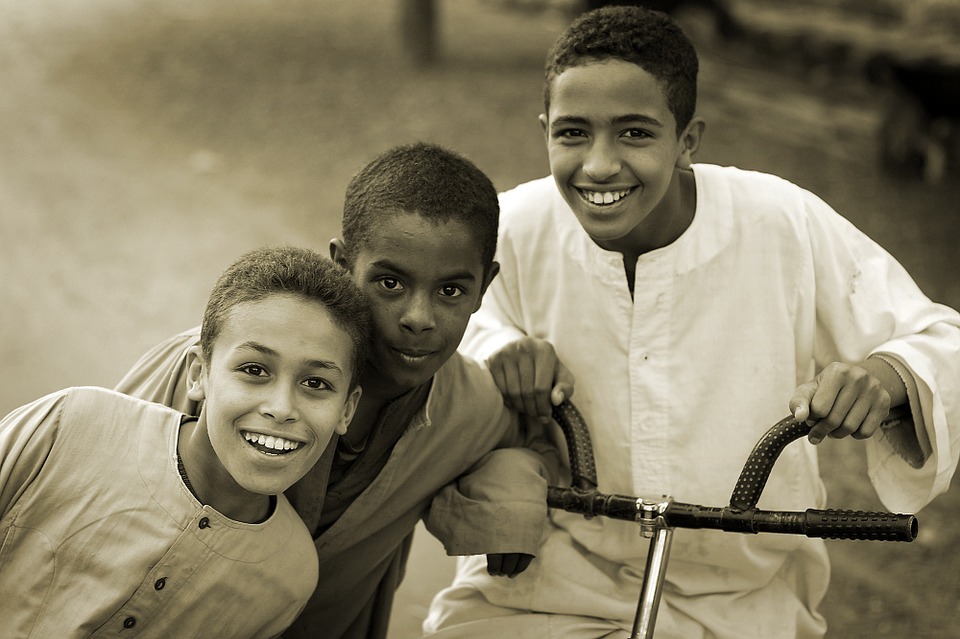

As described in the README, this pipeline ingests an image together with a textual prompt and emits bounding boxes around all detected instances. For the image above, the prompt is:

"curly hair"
[340,142,499,272]
[544,5,699,135]
[200,245,371,388]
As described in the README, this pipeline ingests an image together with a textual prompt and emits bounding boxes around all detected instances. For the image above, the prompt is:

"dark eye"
[239,364,267,377]
[439,285,464,298]
[302,378,331,391]
[623,128,652,140]
[377,277,403,291]
[558,128,587,139]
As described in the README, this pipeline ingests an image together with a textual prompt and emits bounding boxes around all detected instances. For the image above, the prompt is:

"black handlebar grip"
[729,416,811,511]
[552,401,598,490]
[547,486,639,521]
[801,509,918,541]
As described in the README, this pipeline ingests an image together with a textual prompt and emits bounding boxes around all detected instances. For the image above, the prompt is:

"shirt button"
[198,517,210,529]
[123,617,136,628]
[154,577,166,590]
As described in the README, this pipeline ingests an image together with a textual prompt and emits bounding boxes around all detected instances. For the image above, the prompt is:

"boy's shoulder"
[430,351,503,405]
[35,386,183,441]
[498,176,561,219]
[693,163,809,208]
[64,385,180,414]
[422,352,514,437]
[31,386,170,414]
[497,176,581,244]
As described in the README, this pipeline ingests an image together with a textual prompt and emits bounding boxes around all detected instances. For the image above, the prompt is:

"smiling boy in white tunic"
[424,6,960,638]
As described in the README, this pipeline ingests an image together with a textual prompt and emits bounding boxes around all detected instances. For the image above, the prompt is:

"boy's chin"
[237,470,305,498]
[388,369,436,394]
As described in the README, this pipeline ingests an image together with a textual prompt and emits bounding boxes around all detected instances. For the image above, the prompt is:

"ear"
[329,238,349,268]
[676,117,706,169]
[539,113,549,139]
[185,345,207,402]
[472,260,500,313]
[337,386,363,436]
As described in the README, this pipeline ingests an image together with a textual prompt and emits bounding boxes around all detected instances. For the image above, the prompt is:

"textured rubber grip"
[801,509,918,541]
[664,503,918,541]
[547,486,639,521]
[729,416,811,511]
[552,401,598,490]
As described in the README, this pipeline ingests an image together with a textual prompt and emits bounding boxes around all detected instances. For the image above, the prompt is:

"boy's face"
[188,294,361,496]
[334,212,497,395]
[541,59,700,254]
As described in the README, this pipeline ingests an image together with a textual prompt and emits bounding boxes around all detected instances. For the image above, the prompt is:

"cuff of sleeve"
[869,352,930,467]
[424,450,549,557]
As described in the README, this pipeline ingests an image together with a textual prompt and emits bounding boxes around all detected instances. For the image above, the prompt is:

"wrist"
[863,354,908,408]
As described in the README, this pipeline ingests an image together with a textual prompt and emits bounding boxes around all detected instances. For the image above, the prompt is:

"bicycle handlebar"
[547,488,918,541]
[547,401,918,542]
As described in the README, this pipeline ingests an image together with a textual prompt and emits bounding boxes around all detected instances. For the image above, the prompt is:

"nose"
[400,290,436,335]
[582,138,621,182]
[260,383,298,423]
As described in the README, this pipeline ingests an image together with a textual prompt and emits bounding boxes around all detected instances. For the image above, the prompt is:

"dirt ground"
[2,0,959,637]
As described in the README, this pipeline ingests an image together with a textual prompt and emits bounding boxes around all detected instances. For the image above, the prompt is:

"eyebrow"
[370,259,478,283]
[550,114,664,128]
[237,341,345,374]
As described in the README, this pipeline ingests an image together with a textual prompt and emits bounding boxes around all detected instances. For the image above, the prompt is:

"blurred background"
[1,0,958,636]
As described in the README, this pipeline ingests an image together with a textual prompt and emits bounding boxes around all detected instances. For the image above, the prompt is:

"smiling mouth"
[576,187,635,206]
[242,431,303,456]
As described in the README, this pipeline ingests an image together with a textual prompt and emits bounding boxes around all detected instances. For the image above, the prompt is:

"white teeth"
[583,189,631,205]
[243,431,302,452]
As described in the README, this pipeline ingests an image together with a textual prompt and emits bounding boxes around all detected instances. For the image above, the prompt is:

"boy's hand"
[486,552,533,578]
[486,337,575,423]
[789,361,898,445]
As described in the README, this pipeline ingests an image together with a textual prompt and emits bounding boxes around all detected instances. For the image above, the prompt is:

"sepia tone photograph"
[2,0,959,637]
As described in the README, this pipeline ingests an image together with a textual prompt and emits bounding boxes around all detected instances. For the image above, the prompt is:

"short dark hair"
[544,6,699,135]
[200,245,371,388]
[340,142,499,270]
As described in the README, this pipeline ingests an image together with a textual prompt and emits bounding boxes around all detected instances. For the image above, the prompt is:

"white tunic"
[426,165,960,638]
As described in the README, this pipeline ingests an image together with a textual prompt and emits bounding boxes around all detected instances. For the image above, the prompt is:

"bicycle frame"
[546,401,918,638]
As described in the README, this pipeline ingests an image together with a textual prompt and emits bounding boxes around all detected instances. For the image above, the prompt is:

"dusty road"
[2,1,959,637]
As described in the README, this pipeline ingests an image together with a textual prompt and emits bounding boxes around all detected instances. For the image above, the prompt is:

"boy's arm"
[801,190,960,512]
[114,327,201,414]
[485,338,576,424]
[0,391,66,516]
[423,411,561,568]
[462,226,575,422]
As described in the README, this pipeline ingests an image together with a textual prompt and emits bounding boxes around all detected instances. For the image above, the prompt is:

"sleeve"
[803,190,960,512]
[458,193,530,363]
[0,390,68,517]
[424,410,562,557]
[114,327,202,415]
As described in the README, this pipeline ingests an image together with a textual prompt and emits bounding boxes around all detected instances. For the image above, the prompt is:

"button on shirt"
[0,387,318,639]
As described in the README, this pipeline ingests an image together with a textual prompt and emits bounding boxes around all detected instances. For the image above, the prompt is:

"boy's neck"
[618,168,696,296]
[177,419,272,524]
[342,370,411,447]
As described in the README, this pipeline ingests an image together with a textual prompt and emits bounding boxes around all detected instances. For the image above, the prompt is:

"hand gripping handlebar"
[546,402,918,542]
[545,400,917,637]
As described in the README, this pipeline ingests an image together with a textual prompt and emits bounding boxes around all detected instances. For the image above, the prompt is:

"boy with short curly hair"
[0,245,369,638]
[424,6,960,638]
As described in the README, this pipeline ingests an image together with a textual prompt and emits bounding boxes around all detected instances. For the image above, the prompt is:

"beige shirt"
[116,330,557,639]
[0,387,317,639]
